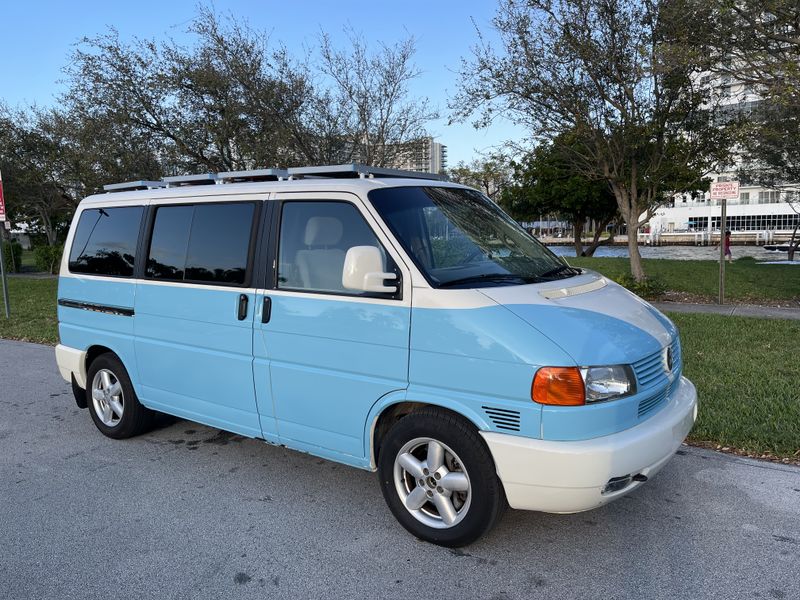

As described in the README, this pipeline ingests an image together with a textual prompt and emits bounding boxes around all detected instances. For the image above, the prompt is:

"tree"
[447,153,511,203]
[708,2,800,262]
[452,0,737,280]
[316,29,438,167]
[0,107,74,245]
[64,10,301,173]
[503,136,619,256]
[63,8,437,173]
[709,2,800,184]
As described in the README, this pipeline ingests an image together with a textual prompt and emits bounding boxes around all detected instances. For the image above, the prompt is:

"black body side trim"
[57,299,135,317]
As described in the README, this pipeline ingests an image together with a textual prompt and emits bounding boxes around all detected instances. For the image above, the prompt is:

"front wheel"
[377,407,506,547]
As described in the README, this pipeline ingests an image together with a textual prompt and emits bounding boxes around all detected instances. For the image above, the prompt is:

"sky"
[0,0,525,166]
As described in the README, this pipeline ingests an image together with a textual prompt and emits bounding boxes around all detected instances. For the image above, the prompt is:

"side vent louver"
[482,406,521,432]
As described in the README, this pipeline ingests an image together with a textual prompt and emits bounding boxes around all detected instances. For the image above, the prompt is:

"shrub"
[613,273,667,300]
[1,240,23,273]
[33,245,64,274]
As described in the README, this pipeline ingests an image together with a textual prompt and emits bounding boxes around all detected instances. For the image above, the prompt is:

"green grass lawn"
[0,278,796,459]
[669,312,800,459]
[0,277,59,345]
[570,256,800,303]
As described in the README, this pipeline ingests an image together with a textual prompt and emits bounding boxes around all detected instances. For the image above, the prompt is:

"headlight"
[532,365,636,406]
[580,365,636,402]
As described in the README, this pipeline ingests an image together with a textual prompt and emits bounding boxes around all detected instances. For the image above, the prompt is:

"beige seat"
[296,216,346,292]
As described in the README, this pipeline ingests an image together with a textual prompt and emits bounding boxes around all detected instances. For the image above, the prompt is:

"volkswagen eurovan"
[56,164,697,547]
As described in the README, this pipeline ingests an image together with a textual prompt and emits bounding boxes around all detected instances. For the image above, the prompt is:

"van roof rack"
[103,180,167,192]
[163,173,219,187]
[287,163,445,181]
[217,168,288,183]
[103,163,446,193]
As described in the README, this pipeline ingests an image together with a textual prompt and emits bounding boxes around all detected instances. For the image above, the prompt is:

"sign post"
[710,181,739,305]
[0,170,9,318]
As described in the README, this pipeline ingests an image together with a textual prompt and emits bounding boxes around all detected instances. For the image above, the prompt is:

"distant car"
[55,165,697,547]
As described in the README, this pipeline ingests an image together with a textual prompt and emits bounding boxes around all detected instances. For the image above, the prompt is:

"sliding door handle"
[261,296,272,324]
[237,294,249,320]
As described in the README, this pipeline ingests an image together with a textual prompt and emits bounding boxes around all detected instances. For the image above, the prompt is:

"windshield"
[368,186,578,288]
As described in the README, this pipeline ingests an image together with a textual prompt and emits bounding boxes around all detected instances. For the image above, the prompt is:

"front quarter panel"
[407,288,576,440]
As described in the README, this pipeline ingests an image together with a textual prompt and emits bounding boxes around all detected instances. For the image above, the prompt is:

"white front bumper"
[481,376,698,513]
[55,344,87,388]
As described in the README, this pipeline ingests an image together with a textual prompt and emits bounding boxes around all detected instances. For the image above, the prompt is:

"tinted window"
[278,202,390,294]
[186,203,255,284]
[145,202,255,286]
[68,206,144,277]
[146,205,192,280]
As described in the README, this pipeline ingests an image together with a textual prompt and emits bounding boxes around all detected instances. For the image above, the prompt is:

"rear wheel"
[87,353,153,439]
[377,407,506,547]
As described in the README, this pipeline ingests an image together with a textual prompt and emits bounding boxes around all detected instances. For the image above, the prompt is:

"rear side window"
[146,202,256,286]
[68,206,144,277]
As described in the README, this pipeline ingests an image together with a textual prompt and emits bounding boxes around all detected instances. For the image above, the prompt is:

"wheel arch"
[365,392,492,470]
[85,344,117,373]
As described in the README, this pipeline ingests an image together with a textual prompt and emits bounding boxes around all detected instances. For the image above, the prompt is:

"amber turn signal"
[532,367,585,406]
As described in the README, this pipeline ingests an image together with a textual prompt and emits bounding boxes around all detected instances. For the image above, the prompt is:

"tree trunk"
[573,220,585,256]
[627,232,645,281]
[788,223,799,262]
[582,216,615,257]
[610,185,647,281]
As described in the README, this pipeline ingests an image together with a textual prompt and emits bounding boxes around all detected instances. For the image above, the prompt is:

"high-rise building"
[391,137,448,174]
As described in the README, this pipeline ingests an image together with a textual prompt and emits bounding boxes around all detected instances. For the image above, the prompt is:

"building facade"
[650,73,799,235]
[391,137,448,174]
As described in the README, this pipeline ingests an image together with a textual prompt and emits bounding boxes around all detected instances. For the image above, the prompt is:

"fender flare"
[362,389,492,470]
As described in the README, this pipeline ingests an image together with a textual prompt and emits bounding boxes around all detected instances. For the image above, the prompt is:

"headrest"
[304,216,343,246]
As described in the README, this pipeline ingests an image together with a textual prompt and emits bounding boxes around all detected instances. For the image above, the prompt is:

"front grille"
[638,386,669,417]
[633,349,668,390]
[635,336,682,418]
[670,337,682,373]
[482,406,521,432]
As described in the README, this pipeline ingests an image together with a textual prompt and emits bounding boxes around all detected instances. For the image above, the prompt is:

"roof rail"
[102,163,447,193]
[287,163,446,181]
[217,168,288,183]
[103,180,167,192]
[163,173,219,187]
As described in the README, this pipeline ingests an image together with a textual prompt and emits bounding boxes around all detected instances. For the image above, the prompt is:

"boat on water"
[764,244,797,252]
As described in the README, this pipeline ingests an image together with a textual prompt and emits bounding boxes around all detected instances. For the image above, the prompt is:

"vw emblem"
[665,347,674,372]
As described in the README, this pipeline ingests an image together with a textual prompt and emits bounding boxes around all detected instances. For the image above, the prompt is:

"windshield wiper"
[439,274,536,288]
[538,264,580,280]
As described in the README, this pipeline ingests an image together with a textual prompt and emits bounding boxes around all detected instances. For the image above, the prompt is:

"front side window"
[277,201,393,295]
[146,202,255,285]
[68,206,144,277]
[368,186,574,288]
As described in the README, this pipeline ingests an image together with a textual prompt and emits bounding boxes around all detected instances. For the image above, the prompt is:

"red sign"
[710,181,739,200]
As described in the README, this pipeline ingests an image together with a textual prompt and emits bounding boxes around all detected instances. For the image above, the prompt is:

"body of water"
[548,244,799,262]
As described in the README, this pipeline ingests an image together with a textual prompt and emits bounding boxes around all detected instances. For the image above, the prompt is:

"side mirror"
[342,246,398,294]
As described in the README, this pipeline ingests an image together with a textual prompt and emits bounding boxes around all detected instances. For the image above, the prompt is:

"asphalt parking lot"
[1,338,798,600]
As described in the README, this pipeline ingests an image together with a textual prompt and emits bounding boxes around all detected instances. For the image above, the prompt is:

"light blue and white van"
[56,164,697,547]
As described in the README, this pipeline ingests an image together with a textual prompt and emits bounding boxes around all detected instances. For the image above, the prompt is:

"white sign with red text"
[710,181,739,200]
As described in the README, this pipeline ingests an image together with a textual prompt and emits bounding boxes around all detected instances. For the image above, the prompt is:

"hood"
[479,271,676,366]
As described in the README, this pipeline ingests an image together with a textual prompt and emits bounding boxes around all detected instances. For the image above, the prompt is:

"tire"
[377,407,506,547]
[86,353,154,439]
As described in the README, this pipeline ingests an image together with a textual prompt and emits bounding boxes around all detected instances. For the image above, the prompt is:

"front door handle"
[261,296,272,324]
[237,294,248,320]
